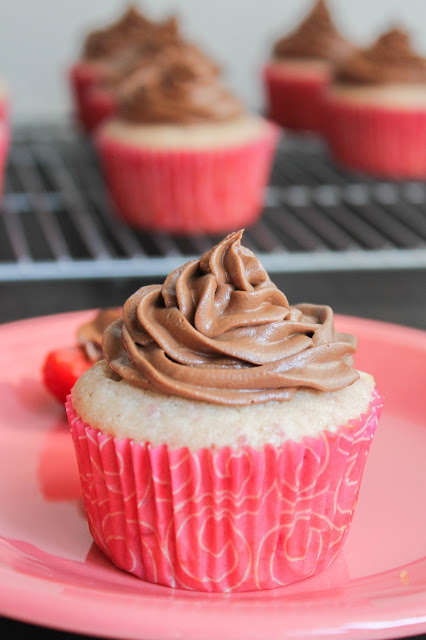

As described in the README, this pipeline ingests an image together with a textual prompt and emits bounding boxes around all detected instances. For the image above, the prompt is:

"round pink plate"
[0,310,425,640]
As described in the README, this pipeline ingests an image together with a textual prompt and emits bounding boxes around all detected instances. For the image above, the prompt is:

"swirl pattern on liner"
[273,0,353,62]
[103,230,359,405]
[116,42,243,124]
[334,28,426,85]
[68,394,382,591]
[77,308,122,363]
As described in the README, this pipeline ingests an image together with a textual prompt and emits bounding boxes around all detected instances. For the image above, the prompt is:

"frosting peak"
[116,42,243,124]
[334,28,426,85]
[273,0,353,62]
[82,5,178,62]
[103,231,359,405]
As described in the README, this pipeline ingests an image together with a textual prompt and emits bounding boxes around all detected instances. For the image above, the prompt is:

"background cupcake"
[95,44,279,234]
[262,0,354,134]
[66,230,383,593]
[324,27,426,178]
[68,4,178,133]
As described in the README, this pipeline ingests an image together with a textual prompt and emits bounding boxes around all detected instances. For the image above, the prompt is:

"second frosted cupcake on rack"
[95,43,279,234]
[262,0,354,134]
[324,28,426,178]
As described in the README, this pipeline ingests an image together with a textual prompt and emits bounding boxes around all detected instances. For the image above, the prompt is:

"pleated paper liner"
[324,96,426,179]
[95,121,280,234]
[68,62,106,134]
[66,390,383,593]
[0,123,10,201]
[262,62,329,134]
[84,86,117,132]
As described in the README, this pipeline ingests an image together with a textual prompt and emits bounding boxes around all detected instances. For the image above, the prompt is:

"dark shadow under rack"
[1,123,425,282]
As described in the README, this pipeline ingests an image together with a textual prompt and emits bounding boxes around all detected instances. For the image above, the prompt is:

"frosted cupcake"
[324,28,426,178]
[263,0,354,133]
[66,230,383,592]
[95,45,279,234]
[69,4,178,133]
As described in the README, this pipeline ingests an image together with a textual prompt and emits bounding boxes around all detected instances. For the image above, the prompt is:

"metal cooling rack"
[1,123,426,282]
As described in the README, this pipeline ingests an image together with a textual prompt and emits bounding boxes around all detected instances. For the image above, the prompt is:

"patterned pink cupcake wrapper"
[66,391,382,593]
[324,97,426,178]
[68,63,105,133]
[95,122,280,234]
[262,63,329,134]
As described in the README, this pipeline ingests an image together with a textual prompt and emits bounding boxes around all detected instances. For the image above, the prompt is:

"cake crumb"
[400,570,408,585]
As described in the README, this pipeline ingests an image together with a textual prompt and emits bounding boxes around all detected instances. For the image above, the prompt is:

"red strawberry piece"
[42,346,91,404]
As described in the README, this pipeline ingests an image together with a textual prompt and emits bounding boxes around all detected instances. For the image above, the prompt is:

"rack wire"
[1,123,425,282]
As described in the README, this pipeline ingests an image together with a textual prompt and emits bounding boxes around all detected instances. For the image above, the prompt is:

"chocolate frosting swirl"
[103,231,359,406]
[116,42,243,124]
[77,308,121,363]
[273,0,353,62]
[82,5,179,62]
[334,28,426,85]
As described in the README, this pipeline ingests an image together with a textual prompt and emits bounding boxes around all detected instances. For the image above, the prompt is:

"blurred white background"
[1,0,425,124]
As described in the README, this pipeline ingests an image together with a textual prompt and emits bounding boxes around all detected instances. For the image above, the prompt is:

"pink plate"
[0,310,425,640]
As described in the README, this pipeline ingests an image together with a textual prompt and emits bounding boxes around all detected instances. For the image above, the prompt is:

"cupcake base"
[263,61,329,134]
[85,86,117,132]
[325,94,426,178]
[66,391,382,593]
[95,118,280,234]
[68,62,106,133]
[0,123,9,200]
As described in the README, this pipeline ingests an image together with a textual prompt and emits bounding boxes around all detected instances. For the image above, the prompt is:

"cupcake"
[66,230,383,593]
[68,4,178,133]
[262,0,354,134]
[95,44,279,234]
[324,28,426,178]
[42,308,121,404]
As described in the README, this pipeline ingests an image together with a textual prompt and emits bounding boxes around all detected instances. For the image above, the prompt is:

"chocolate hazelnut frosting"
[77,308,121,363]
[273,0,353,62]
[82,5,179,62]
[116,42,243,124]
[333,28,426,85]
[103,231,359,406]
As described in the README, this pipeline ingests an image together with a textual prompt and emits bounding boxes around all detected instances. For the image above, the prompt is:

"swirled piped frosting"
[82,5,179,62]
[103,231,359,406]
[334,28,426,85]
[116,42,243,124]
[273,0,353,62]
[77,308,121,363]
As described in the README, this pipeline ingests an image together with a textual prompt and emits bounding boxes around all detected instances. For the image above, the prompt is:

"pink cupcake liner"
[0,97,9,125]
[68,63,105,133]
[263,63,329,134]
[324,97,426,178]
[95,122,280,234]
[66,390,382,593]
[84,86,117,132]
[0,124,9,201]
